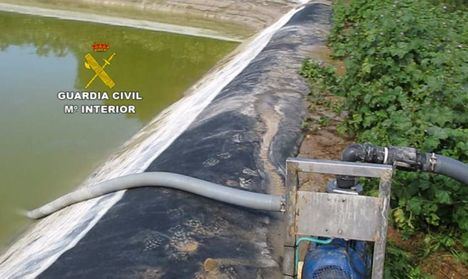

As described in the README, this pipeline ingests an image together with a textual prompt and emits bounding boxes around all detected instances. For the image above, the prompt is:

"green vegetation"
[301,0,467,277]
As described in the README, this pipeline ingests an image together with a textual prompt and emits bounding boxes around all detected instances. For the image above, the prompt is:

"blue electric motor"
[302,238,371,279]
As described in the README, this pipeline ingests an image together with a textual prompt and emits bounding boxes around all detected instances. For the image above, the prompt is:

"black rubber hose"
[337,143,468,187]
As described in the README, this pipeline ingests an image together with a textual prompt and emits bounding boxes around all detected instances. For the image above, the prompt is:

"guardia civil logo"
[84,43,116,89]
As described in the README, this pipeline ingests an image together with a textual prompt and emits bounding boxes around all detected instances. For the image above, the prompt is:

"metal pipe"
[27,172,285,219]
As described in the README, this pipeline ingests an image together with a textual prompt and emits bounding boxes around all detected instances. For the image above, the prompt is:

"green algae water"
[0,11,237,248]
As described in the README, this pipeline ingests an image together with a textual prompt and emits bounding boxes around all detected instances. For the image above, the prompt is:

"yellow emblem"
[84,52,116,89]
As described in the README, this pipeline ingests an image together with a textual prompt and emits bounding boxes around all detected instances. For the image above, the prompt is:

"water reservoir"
[0,11,237,248]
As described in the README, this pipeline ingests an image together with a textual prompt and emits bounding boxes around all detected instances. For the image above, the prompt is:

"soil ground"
[0,0,298,39]
[297,45,350,192]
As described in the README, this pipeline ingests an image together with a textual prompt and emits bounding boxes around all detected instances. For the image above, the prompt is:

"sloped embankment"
[0,2,332,278]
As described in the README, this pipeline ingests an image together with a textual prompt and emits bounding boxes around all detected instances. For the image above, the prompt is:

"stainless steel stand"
[282,158,394,279]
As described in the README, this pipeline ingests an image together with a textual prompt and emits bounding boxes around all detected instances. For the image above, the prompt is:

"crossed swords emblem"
[84,52,116,89]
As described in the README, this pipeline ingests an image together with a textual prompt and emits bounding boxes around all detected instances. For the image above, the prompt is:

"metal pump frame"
[282,158,394,279]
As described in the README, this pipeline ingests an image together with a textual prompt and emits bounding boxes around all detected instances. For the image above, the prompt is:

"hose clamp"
[280,199,287,213]
[383,147,389,164]
[429,153,437,172]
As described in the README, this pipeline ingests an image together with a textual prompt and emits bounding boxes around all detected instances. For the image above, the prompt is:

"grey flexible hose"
[27,172,285,219]
[434,155,468,185]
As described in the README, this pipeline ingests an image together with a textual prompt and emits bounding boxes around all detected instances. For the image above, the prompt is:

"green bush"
[384,242,431,279]
[301,0,467,246]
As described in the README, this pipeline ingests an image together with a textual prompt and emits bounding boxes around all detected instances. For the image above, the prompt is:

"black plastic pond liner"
[39,3,332,278]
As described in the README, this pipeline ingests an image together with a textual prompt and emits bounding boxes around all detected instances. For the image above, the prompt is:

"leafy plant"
[384,242,431,279]
[301,0,468,273]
